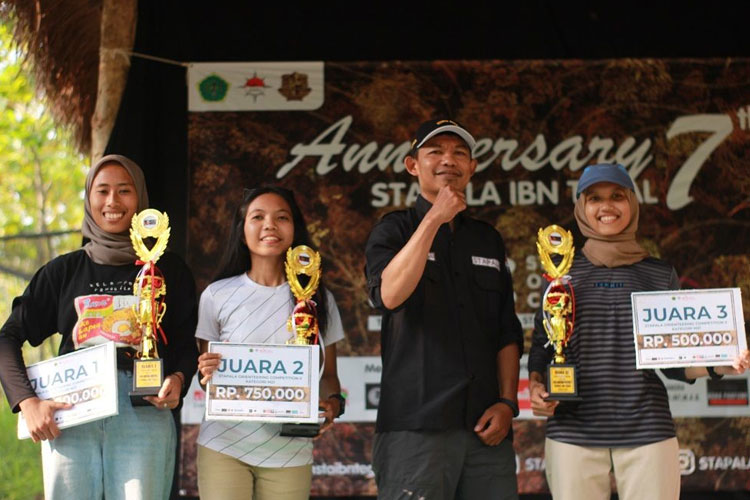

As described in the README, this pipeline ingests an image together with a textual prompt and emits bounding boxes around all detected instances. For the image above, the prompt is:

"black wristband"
[171,371,185,387]
[328,393,346,417]
[706,366,724,380]
[498,397,519,417]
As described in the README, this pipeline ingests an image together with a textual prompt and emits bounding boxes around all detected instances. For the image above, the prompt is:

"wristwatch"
[328,393,346,417]
[706,366,724,380]
[498,397,519,417]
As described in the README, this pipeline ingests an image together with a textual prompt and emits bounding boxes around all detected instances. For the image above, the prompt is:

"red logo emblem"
[241,72,270,101]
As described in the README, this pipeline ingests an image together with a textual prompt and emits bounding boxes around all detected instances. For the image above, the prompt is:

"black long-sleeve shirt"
[365,195,523,433]
[0,249,198,412]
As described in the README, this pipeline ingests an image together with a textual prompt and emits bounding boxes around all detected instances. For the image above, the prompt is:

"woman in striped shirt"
[529,163,750,500]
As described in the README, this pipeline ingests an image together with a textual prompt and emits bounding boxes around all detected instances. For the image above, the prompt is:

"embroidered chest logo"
[472,256,500,271]
[593,282,625,289]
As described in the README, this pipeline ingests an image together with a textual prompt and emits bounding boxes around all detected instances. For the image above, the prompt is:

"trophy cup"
[537,225,581,400]
[286,245,321,346]
[128,209,170,405]
[281,245,322,437]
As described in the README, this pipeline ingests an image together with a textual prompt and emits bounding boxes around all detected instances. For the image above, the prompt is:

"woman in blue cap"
[528,164,750,500]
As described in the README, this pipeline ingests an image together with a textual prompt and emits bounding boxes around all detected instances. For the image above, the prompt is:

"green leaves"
[0,21,86,320]
[0,398,43,500]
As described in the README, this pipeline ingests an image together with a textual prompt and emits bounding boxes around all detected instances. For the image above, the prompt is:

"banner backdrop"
[182,59,750,496]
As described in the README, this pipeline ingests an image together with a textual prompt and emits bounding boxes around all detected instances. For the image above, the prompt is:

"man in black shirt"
[365,119,523,500]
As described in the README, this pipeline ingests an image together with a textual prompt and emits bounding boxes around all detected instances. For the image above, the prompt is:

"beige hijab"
[574,188,649,267]
[82,155,149,266]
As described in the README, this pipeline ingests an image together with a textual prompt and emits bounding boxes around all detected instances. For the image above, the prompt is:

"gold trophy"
[537,225,581,400]
[128,209,170,405]
[281,245,322,437]
[286,245,322,346]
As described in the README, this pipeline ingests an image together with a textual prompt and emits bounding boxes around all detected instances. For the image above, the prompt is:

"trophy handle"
[156,302,166,325]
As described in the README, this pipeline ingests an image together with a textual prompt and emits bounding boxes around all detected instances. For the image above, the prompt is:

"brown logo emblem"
[278,72,312,101]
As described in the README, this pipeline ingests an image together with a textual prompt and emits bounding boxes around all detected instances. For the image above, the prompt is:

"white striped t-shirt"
[195,273,345,467]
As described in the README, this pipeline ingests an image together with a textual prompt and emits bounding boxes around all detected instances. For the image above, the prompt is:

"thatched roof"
[1,0,102,154]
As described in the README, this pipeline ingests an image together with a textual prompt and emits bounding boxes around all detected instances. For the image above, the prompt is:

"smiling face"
[582,182,633,236]
[88,163,139,234]
[243,193,295,261]
[405,133,477,202]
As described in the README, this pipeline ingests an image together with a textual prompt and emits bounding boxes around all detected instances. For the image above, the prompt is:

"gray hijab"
[82,154,149,265]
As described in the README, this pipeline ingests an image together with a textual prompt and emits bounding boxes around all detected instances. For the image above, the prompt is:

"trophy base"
[129,388,161,406]
[129,358,164,407]
[545,363,582,401]
[543,393,583,402]
[280,423,320,438]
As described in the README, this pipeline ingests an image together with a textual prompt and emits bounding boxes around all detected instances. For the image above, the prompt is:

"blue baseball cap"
[576,164,635,197]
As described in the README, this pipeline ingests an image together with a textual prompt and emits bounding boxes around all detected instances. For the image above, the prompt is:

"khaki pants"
[197,445,312,500]
[544,437,680,500]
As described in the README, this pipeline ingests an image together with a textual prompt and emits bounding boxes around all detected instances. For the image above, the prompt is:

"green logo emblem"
[198,74,229,102]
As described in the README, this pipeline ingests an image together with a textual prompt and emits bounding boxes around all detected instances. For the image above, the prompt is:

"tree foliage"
[0,19,88,499]
[0,21,86,330]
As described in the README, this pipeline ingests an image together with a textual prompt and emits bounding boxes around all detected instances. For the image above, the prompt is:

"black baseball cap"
[409,119,476,156]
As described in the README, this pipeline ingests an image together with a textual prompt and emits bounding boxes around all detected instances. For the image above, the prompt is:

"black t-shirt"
[0,249,198,412]
[365,196,523,432]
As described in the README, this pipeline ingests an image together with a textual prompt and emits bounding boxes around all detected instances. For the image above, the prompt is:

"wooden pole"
[90,0,137,161]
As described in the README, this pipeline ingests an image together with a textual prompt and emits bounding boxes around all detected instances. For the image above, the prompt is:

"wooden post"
[91,0,137,161]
